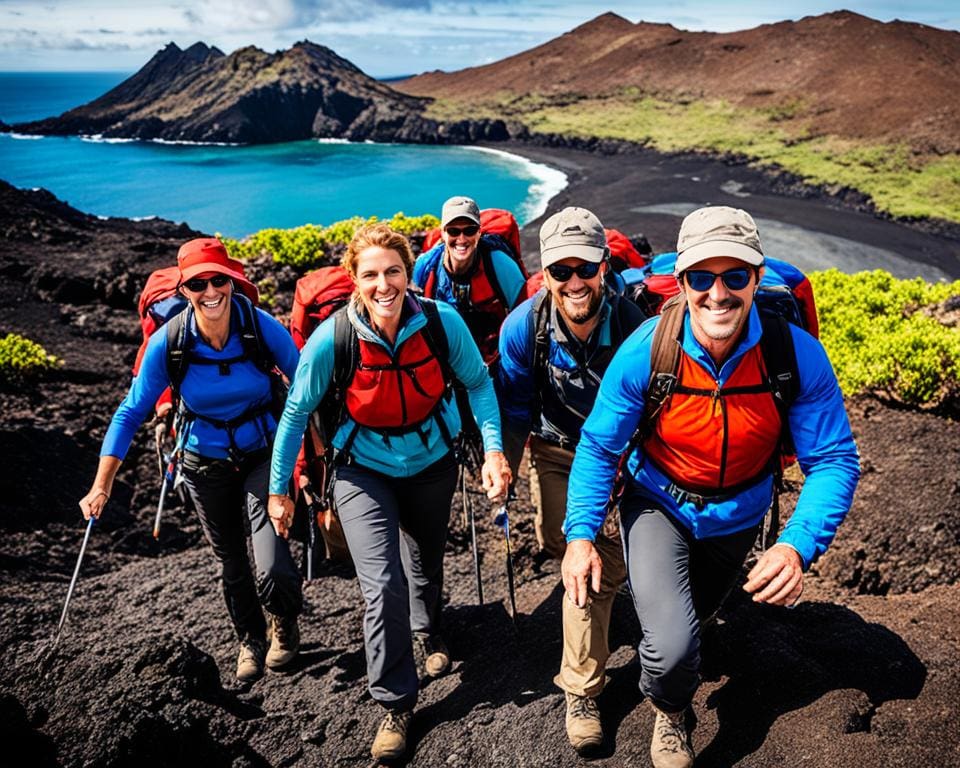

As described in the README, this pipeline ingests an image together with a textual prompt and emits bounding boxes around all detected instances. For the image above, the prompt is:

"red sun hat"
[177,238,259,304]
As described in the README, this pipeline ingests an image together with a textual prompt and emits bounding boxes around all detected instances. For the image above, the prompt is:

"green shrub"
[0,333,60,379]
[222,212,439,268]
[810,269,960,409]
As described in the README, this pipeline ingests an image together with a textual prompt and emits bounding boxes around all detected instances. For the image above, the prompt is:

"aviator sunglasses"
[683,267,753,292]
[444,224,480,238]
[183,274,231,293]
[546,262,602,282]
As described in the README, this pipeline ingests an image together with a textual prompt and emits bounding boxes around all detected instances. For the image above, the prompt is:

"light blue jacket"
[565,304,860,569]
[270,295,502,493]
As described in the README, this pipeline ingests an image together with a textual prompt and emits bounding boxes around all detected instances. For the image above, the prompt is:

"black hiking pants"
[181,448,302,643]
[620,483,758,713]
[332,451,458,712]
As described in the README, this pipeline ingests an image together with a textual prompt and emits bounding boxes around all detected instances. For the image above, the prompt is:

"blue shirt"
[270,295,502,493]
[412,242,526,315]
[565,304,860,569]
[101,300,300,461]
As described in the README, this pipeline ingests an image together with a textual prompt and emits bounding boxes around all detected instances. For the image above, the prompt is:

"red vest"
[643,345,782,493]
[345,330,447,430]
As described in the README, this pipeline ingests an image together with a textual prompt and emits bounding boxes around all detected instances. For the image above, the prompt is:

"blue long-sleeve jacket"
[566,304,860,569]
[270,295,502,493]
[101,300,300,460]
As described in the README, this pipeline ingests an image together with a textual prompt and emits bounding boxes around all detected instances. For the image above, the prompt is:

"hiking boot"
[650,704,694,768]
[265,612,300,670]
[565,691,604,754]
[414,632,450,678]
[236,637,266,683]
[370,709,412,760]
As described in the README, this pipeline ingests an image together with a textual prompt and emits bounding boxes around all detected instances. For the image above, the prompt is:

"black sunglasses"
[445,224,480,238]
[683,267,753,292]
[546,262,602,282]
[183,274,231,293]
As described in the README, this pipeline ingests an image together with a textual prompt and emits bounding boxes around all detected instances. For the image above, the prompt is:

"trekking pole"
[463,465,484,605]
[53,515,95,648]
[152,451,181,539]
[493,496,519,631]
[300,479,327,581]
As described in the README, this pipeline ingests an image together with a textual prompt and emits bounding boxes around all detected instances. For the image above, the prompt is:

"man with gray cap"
[496,206,647,754]
[413,196,526,363]
[561,205,859,766]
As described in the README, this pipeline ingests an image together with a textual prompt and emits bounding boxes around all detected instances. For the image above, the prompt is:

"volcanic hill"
[398,11,960,155]
[8,41,508,145]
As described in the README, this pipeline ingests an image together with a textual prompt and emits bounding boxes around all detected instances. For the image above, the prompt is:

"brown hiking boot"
[650,704,694,768]
[265,612,300,669]
[236,637,266,683]
[414,633,450,678]
[370,709,412,760]
[565,692,604,753]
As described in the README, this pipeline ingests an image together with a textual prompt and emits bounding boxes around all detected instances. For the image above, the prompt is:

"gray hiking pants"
[620,483,758,713]
[181,449,303,643]
[332,451,458,711]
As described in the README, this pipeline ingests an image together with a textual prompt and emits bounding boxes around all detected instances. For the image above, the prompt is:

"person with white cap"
[412,195,526,362]
[79,237,303,685]
[561,206,860,766]
[496,206,648,754]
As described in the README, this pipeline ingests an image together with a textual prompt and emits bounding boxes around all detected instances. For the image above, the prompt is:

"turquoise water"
[0,72,566,237]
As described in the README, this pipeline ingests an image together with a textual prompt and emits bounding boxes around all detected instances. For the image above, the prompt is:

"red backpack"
[289,265,355,350]
[133,266,188,376]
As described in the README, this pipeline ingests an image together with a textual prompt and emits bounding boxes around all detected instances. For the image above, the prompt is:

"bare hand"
[743,543,804,606]
[561,539,602,608]
[268,494,295,539]
[79,488,110,520]
[481,450,512,502]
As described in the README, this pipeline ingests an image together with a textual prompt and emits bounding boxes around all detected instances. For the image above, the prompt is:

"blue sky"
[0,1,957,76]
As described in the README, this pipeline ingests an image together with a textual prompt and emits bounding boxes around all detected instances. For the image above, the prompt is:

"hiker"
[412,195,527,363]
[267,223,511,761]
[496,206,648,753]
[563,206,860,767]
[78,237,303,684]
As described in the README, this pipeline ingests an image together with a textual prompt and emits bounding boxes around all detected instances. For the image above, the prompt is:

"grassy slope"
[425,90,960,223]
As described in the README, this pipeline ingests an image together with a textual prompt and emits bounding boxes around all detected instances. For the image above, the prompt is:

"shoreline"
[495,140,960,280]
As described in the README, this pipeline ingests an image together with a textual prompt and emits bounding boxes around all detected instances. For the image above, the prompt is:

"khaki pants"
[528,436,628,698]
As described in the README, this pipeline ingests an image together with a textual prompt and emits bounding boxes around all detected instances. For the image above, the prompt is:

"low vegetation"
[427,91,960,223]
[0,333,60,380]
[221,212,439,268]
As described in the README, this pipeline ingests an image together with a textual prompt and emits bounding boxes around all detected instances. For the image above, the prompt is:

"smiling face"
[544,257,607,331]
[681,255,762,362]
[441,217,481,275]
[180,271,233,326]
[352,245,409,338]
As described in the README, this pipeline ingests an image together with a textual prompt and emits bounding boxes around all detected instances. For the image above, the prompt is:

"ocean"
[0,72,567,238]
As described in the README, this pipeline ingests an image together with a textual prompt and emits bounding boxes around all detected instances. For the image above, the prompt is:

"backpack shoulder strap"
[418,298,457,386]
[643,293,686,432]
[232,294,275,374]
[331,304,357,394]
[759,315,800,453]
[421,247,443,298]
[527,290,552,427]
[165,305,193,394]
[478,238,510,309]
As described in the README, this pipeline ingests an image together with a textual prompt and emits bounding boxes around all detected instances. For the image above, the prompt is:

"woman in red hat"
[79,237,303,684]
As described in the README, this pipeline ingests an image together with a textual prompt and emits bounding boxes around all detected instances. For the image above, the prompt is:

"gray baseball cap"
[539,207,607,269]
[675,206,765,273]
[441,196,481,228]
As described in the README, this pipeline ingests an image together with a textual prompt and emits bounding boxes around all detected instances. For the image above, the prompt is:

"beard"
[559,285,605,325]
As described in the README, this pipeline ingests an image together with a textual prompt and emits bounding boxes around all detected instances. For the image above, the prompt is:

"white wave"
[130,215,159,222]
[6,132,45,140]
[81,134,136,144]
[464,145,568,225]
[316,137,351,144]
[150,137,240,147]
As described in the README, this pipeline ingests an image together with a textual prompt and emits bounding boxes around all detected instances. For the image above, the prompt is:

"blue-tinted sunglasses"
[546,262,602,282]
[683,267,753,292]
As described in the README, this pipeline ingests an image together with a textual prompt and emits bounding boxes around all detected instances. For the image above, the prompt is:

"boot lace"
[655,710,691,755]
[381,710,411,735]
[568,694,601,722]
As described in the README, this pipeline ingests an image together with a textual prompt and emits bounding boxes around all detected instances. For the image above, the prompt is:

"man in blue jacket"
[563,206,860,768]
[497,207,647,754]
[412,196,526,363]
